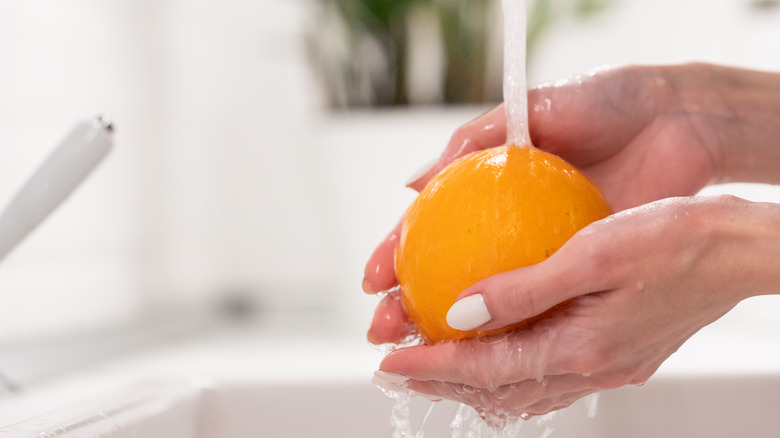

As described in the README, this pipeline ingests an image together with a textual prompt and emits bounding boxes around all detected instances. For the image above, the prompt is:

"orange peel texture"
[395,145,613,344]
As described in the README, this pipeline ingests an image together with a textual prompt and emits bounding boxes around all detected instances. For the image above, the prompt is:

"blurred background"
[0,0,779,382]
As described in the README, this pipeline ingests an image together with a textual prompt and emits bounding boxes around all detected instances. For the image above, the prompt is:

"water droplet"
[462,384,478,394]
[535,412,557,427]
[585,392,600,419]
[387,390,413,438]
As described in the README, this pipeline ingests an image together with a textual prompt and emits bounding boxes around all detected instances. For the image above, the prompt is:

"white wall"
[0,0,778,342]
[0,0,160,340]
[0,0,334,341]
[529,0,780,82]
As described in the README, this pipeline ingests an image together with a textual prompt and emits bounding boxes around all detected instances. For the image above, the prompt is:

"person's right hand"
[364,63,780,344]
[364,63,726,300]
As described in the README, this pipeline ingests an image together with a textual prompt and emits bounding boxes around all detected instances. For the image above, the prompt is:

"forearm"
[671,63,780,185]
[724,198,780,299]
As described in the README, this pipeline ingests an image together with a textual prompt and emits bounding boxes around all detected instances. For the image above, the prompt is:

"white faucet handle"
[0,116,114,262]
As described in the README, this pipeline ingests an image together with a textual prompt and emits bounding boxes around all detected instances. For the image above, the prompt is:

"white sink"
[1,374,779,438]
[3,305,780,438]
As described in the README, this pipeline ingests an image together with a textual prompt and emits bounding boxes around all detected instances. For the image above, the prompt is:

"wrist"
[667,63,780,184]
[704,195,780,301]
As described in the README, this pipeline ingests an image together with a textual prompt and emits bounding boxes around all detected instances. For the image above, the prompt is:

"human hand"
[374,195,780,417]
[365,63,780,416]
[363,63,741,299]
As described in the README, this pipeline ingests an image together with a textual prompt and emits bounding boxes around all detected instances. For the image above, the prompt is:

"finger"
[378,327,577,389]
[527,67,652,168]
[368,289,416,345]
[379,342,462,384]
[445,227,608,332]
[362,221,401,294]
[527,82,598,161]
[405,380,524,414]
[521,388,597,417]
[393,374,596,418]
[407,105,506,191]
[403,158,441,193]
[403,379,542,417]
[439,104,507,161]
[366,108,507,291]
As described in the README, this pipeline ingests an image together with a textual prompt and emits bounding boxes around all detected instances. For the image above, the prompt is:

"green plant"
[330,0,429,105]
[307,0,613,108]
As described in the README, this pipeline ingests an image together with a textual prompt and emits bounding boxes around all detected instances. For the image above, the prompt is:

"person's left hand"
[373,195,778,417]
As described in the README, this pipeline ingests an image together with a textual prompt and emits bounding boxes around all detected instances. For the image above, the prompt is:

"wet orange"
[395,144,613,344]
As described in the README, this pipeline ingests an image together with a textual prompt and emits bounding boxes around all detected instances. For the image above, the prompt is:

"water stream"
[379,0,601,435]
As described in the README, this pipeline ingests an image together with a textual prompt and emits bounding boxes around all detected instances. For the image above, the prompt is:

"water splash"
[376,0,605,433]
[386,390,426,438]
[376,325,602,436]
[379,380,600,437]
[389,390,413,438]
[375,369,432,438]
[535,412,557,438]
[450,404,525,438]
[585,393,600,419]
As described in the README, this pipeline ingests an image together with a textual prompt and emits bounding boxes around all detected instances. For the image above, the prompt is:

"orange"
[395,144,613,344]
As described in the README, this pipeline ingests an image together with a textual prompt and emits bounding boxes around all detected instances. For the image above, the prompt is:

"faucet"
[0,116,113,395]
[0,116,114,261]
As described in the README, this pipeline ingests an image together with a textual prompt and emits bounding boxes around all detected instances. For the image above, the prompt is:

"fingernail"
[372,370,409,392]
[446,294,492,331]
[362,267,382,294]
[405,158,438,187]
[362,277,374,294]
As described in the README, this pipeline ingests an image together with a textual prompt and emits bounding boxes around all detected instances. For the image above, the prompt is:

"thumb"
[445,244,601,332]
[406,105,506,192]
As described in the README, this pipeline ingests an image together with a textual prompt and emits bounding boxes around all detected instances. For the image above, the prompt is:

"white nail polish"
[446,294,492,331]
[372,370,409,392]
[405,158,438,187]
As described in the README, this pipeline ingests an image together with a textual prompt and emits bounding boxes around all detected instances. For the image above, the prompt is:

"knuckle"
[583,240,616,274]
[445,125,480,159]
[563,340,614,378]
[460,365,492,390]
[566,351,602,377]
[563,339,644,390]
[502,282,538,321]
[450,343,494,389]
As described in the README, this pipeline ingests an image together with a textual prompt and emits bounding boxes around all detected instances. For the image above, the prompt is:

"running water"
[373,313,429,438]
[377,0,601,435]
[450,404,526,438]
[502,0,531,147]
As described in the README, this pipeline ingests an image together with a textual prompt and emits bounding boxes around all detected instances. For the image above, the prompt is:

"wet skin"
[363,63,780,417]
